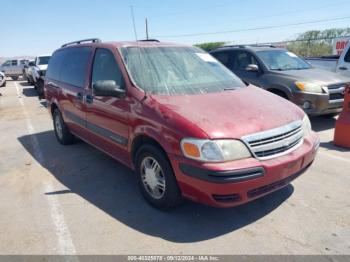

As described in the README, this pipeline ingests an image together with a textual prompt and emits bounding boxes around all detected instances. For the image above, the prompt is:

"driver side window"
[232,51,258,71]
[92,48,124,89]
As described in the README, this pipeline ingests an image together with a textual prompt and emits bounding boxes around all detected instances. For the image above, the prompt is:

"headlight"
[180,138,252,162]
[295,81,325,93]
[302,115,312,137]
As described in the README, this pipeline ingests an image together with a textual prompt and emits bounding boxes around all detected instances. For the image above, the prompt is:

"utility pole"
[145,18,149,40]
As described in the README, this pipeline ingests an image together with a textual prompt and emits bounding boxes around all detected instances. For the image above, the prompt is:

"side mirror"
[246,64,259,72]
[93,80,126,98]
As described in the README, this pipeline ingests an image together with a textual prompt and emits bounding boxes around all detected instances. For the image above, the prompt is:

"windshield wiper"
[224,87,236,91]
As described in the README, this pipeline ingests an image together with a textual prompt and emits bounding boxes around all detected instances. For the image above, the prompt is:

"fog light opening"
[303,101,312,110]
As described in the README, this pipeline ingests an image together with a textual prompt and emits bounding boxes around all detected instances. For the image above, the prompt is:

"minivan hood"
[272,68,349,85]
[152,86,304,139]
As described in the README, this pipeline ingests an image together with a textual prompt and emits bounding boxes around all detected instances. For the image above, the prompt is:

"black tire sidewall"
[135,144,182,210]
[53,109,74,145]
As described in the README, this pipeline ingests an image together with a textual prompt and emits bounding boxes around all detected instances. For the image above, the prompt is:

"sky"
[1,0,350,57]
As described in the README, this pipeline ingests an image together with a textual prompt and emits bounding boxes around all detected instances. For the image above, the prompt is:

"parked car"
[24,60,35,84]
[0,71,6,87]
[32,55,51,97]
[0,59,27,80]
[305,41,350,78]
[210,45,350,116]
[45,38,319,209]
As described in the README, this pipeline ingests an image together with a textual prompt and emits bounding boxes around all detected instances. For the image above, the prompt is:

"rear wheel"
[11,76,19,81]
[135,144,183,210]
[53,109,75,145]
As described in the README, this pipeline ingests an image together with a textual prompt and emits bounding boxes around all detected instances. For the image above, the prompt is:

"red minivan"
[44,38,320,209]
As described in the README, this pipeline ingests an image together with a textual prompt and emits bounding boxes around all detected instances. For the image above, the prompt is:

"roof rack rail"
[138,39,160,42]
[216,45,247,49]
[250,44,277,48]
[61,38,101,47]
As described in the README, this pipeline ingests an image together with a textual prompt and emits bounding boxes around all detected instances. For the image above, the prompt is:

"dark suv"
[210,45,349,116]
[44,39,319,209]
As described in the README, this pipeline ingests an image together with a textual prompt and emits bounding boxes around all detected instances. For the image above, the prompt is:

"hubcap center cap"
[145,168,158,190]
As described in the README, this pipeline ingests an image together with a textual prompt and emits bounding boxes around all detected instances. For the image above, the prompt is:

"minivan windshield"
[256,50,311,71]
[38,56,51,65]
[121,46,245,95]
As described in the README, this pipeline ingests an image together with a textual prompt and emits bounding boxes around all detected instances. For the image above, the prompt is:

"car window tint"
[92,48,124,89]
[213,52,230,66]
[232,51,257,70]
[46,50,65,81]
[11,60,18,66]
[60,47,92,88]
[344,48,350,63]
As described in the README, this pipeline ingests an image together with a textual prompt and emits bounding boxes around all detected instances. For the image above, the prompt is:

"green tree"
[194,42,226,51]
[287,28,350,57]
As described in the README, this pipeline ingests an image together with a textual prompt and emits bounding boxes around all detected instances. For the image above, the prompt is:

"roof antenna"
[130,5,138,41]
[129,5,148,100]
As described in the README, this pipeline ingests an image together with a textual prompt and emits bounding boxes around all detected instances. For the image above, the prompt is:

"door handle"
[339,67,348,70]
[76,92,83,101]
[85,94,93,104]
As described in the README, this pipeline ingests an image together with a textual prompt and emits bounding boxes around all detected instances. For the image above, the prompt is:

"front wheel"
[135,144,183,210]
[37,79,44,99]
[53,109,75,145]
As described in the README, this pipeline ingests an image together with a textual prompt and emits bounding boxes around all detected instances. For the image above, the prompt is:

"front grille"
[327,83,346,101]
[242,121,304,160]
[329,93,344,100]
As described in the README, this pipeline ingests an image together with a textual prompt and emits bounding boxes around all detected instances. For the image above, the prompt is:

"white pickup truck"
[0,59,28,80]
[305,42,350,78]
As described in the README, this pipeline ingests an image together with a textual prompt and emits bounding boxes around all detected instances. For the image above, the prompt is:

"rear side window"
[47,47,91,86]
[60,47,92,88]
[46,51,65,80]
[344,48,350,63]
[92,48,124,89]
[213,52,230,67]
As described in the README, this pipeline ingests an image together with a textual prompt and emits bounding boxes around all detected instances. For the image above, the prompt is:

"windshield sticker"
[286,52,298,58]
[196,53,218,63]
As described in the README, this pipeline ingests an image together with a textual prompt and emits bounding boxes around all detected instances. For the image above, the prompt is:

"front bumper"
[292,92,343,116]
[169,133,319,208]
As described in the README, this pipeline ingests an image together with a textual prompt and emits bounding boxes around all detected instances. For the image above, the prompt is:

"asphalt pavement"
[0,80,349,255]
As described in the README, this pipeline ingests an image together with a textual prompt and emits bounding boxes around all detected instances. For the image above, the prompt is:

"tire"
[53,109,75,145]
[135,144,183,210]
[11,76,19,81]
[0,81,5,87]
[37,79,44,99]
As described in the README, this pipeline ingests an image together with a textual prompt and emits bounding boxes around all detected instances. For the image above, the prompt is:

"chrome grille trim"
[327,83,346,101]
[242,120,304,160]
